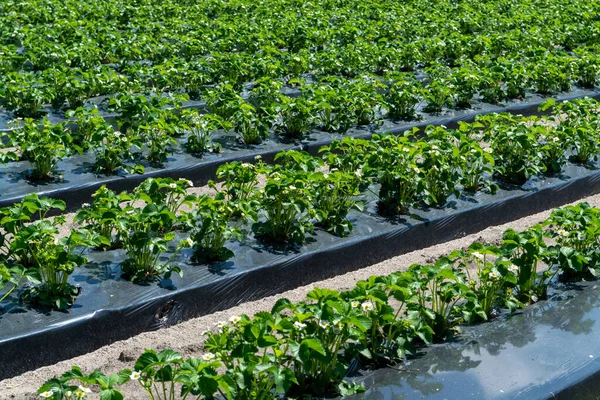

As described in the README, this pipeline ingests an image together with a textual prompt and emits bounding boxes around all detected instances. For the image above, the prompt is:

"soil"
[2,193,600,399]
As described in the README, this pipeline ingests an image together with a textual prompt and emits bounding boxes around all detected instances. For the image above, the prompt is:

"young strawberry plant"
[120,349,234,400]
[134,177,196,215]
[248,77,283,129]
[0,194,67,267]
[453,124,497,193]
[182,196,242,262]
[8,118,76,181]
[383,73,421,121]
[3,72,49,118]
[310,171,363,237]
[276,95,316,139]
[118,203,187,282]
[202,313,296,399]
[342,274,432,365]
[230,101,269,145]
[183,111,229,155]
[348,78,384,126]
[310,80,356,133]
[138,119,178,165]
[407,259,471,339]
[414,132,460,207]
[272,288,370,396]
[75,186,126,249]
[448,243,522,323]
[543,203,600,280]
[481,115,546,184]
[19,227,88,310]
[367,135,421,216]
[210,160,265,214]
[37,366,125,400]
[501,225,555,303]
[251,169,315,245]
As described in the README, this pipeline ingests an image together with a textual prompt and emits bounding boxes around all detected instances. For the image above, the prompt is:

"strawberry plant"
[454,124,497,193]
[342,274,432,365]
[480,114,546,184]
[182,196,242,262]
[448,243,522,323]
[543,203,600,280]
[272,288,370,396]
[348,78,384,126]
[210,160,264,213]
[310,171,363,237]
[248,77,283,129]
[8,118,76,181]
[407,259,471,339]
[383,73,421,121]
[118,203,187,282]
[75,186,126,249]
[120,349,235,400]
[134,177,196,215]
[251,169,315,245]
[183,111,228,155]
[276,95,316,139]
[501,225,555,303]
[367,135,421,216]
[3,72,49,117]
[229,100,269,145]
[414,132,460,207]
[37,366,125,400]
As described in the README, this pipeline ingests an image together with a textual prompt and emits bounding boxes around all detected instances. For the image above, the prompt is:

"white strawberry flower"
[361,301,374,312]
[319,320,329,329]
[202,352,215,361]
[508,264,519,273]
[215,321,226,329]
[78,386,91,394]
[130,371,141,380]
[229,315,241,324]
[351,301,360,308]
[557,229,569,237]
[294,321,307,330]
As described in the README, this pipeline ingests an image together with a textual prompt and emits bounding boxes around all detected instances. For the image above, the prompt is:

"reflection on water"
[346,282,600,400]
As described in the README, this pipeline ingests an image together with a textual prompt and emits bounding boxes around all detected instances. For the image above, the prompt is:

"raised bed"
[2,159,600,380]
[1,87,599,212]
[343,280,600,400]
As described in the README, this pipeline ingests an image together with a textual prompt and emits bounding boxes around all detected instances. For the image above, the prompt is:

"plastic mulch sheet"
[343,280,600,400]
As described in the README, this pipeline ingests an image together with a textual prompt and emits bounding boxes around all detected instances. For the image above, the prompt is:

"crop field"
[1,0,600,398]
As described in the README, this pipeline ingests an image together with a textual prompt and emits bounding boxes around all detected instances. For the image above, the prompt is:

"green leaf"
[100,389,124,400]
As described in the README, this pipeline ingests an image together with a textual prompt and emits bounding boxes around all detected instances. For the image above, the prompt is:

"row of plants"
[2,86,599,186]
[1,0,595,73]
[33,200,600,399]
[1,97,599,310]
[0,0,598,117]
[2,46,599,120]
